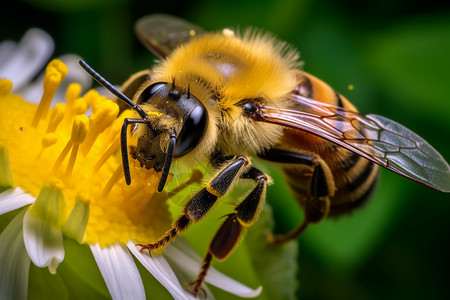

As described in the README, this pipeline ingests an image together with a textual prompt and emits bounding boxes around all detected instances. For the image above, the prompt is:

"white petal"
[0,28,54,91]
[0,187,35,215]
[127,241,196,300]
[165,239,262,298]
[21,54,93,104]
[0,208,30,300]
[22,210,64,274]
[0,40,16,67]
[90,243,145,300]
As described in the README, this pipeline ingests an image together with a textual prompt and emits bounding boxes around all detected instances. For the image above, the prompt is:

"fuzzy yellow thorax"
[153,30,300,110]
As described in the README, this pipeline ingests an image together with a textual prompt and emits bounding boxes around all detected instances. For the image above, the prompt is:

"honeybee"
[80,14,450,297]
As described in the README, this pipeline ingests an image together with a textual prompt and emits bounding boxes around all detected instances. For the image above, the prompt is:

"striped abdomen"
[280,70,379,216]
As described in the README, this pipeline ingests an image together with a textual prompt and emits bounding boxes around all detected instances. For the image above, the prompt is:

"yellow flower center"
[0,60,171,247]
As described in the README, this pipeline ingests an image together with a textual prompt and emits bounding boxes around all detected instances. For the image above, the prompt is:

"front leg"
[137,155,250,252]
[189,167,268,297]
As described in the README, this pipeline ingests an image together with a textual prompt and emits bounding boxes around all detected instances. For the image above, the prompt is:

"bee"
[79,14,450,296]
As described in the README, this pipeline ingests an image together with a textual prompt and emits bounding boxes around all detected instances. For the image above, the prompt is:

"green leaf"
[302,171,406,273]
[57,239,111,299]
[28,264,68,300]
[246,204,299,300]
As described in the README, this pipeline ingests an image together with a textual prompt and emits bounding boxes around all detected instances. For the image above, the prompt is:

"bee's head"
[131,82,208,176]
[79,59,209,192]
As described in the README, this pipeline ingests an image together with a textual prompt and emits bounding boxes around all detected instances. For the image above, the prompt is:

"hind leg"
[259,148,335,244]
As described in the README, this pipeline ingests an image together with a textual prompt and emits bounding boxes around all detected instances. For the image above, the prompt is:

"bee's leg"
[259,148,335,244]
[137,155,250,253]
[189,167,268,297]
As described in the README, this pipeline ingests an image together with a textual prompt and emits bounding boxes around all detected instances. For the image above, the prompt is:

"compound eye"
[136,82,167,104]
[174,105,208,157]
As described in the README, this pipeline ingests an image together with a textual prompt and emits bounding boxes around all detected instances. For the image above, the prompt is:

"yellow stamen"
[102,165,124,197]
[0,79,13,97]
[65,83,82,108]
[101,110,134,144]
[42,133,58,148]
[38,132,58,159]
[93,110,134,171]
[31,59,68,127]
[84,90,105,108]
[53,141,72,171]
[72,98,89,115]
[65,115,89,176]
[70,115,89,144]
[65,145,79,177]
[47,103,66,133]
[94,138,120,172]
[54,115,88,172]
[81,101,119,156]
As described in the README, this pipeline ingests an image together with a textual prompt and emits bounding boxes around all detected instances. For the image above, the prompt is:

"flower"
[0,30,262,300]
[0,28,92,104]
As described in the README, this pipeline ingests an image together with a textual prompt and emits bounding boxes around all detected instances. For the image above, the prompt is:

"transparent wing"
[135,14,205,59]
[255,94,450,192]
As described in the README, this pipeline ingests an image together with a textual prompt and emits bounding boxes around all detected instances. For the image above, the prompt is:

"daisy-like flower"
[0,30,262,300]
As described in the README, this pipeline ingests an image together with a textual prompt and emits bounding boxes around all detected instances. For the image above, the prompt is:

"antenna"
[79,60,174,192]
[79,60,147,119]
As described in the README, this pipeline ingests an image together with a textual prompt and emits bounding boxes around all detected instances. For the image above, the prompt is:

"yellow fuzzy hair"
[149,28,302,156]
[151,29,300,109]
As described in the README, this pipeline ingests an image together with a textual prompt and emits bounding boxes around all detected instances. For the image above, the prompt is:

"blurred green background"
[2,0,450,299]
